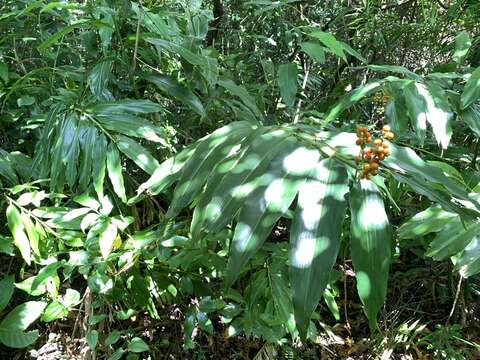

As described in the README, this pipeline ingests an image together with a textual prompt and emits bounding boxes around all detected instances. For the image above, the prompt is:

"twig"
[131,0,143,75]
[446,275,463,325]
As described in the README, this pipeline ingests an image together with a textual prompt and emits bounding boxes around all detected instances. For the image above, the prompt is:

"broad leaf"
[349,180,391,332]
[453,31,471,64]
[167,122,257,218]
[277,63,298,107]
[226,142,321,285]
[116,136,160,175]
[0,301,47,331]
[398,205,457,239]
[0,275,15,313]
[460,67,480,110]
[106,143,127,203]
[6,204,31,265]
[290,158,348,339]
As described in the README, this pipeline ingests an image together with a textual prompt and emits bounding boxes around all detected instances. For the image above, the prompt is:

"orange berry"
[382,143,389,149]
[354,156,361,163]
[384,149,391,156]
[382,125,391,132]
[386,132,394,140]
[364,164,371,172]
[371,170,378,176]
[379,154,385,161]
[374,139,382,146]
[365,174,371,180]
[356,139,362,145]
[370,162,379,170]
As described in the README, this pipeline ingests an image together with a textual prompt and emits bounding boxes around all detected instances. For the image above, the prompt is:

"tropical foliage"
[0,0,480,358]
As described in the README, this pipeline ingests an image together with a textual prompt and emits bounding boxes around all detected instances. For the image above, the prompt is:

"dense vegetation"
[0,0,480,358]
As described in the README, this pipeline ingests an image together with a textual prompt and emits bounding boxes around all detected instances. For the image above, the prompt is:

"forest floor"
[2,250,479,360]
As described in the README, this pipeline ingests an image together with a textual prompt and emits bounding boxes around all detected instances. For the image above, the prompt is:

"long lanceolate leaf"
[226,143,321,286]
[349,180,391,332]
[195,129,292,236]
[166,121,257,218]
[289,159,348,339]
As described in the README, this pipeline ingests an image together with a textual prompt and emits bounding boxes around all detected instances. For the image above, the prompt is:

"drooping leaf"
[308,31,346,61]
[217,79,263,119]
[458,104,480,137]
[403,81,427,144]
[324,81,382,124]
[300,42,325,63]
[145,75,206,117]
[453,31,472,64]
[106,143,127,203]
[31,261,64,292]
[290,158,348,339]
[99,221,118,259]
[226,142,321,285]
[90,100,162,115]
[398,205,457,239]
[277,63,298,107]
[426,220,480,260]
[197,129,291,235]
[92,133,107,199]
[94,113,166,144]
[167,122,257,218]
[457,236,480,278]
[190,127,268,239]
[115,136,160,175]
[349,180,391,332]
[6,204,31,265]
[0,276,15,313]
[460,67,480,110]
[88,59,113,100]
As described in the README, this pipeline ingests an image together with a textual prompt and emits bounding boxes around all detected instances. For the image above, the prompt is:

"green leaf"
[456,236,480,278]
[416,82,453,149]
[31,261,64,291]
[398,205,457,239]
[41,301,68,322]
[0,276,15,313]
[167,122,256,218]
[38,20,90,52]
[17,95,35,107]
[88,59,113,100]
[106,143,127,203]
[367,65,422,81]
[403,81,427,144]
[227,142,321,285]
[324,81,382,124]
[198,129,291,235]
[90,100,162,115]
[290,159,348,339]
[145,75,206,117]
[92,134,107,199]
[459,104,480,137]
[453,31,471,64]
[461,67,480,110]
[116,136,160,175]
[145,38,207,66]
[78,126,97,191]
[132,145,198,203]
[300,42,325,63]
[349,180,391,332]
[128,337,150,353]
[427,220,480,260]
[190,127,267,239]
[323,289,340,321]
[86,330,99,350]
[0,301,47,331]
[99,221,118,259]
[6,204,31,265]
[217,79,263,119]
[277,63,298,107]
[95,113,165,144]
[385,91,409,133]
[0,62,8,83]
[309,31,346,61]
[105,330,121,346]
[0,330,39,348]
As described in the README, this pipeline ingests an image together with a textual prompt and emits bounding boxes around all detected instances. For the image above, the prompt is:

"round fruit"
[383,125,391,132]
[374,139,382,146]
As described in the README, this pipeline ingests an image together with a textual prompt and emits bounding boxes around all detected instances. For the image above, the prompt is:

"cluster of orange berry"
[354,125,394,180]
